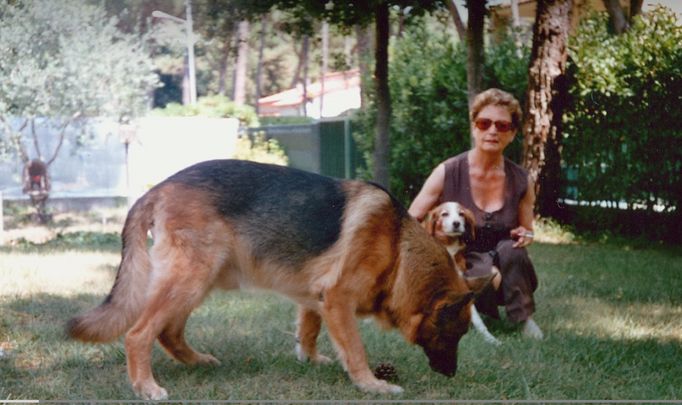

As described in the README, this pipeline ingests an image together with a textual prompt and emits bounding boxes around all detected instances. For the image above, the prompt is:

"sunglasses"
[474,118,514,132]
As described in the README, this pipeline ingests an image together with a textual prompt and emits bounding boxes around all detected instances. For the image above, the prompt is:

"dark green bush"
[564,6,682,215]
[152,95,259,127]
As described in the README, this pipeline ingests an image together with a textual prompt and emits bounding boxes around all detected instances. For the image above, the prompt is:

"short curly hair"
[470,88,523,130]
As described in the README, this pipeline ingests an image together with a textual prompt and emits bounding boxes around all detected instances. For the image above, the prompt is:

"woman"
[408,88,543,339]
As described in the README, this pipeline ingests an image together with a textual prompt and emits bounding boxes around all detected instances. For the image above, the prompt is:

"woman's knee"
[495,239,532,268]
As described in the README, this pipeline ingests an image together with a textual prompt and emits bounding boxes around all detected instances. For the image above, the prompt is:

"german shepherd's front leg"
[295,306,332,364]
[320,292,403,394]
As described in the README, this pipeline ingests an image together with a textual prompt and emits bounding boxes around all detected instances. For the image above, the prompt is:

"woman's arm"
[407,164,445,221]
[510,176,536,248]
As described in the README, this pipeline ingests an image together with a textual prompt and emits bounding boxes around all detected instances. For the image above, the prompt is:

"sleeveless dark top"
[441,152,529,253]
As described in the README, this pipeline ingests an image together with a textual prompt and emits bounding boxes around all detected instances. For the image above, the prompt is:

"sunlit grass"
[0,252,118,298]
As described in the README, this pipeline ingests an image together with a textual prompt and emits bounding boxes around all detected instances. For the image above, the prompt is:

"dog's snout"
[452,220,461,229]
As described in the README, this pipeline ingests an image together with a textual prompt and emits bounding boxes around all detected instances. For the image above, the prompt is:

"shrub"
[564,6,682,214]
[233,132,288,166]
[152,95,259,127]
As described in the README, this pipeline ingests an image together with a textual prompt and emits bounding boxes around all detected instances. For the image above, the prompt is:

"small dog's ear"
[461,207,476,241]
[424,210,437,236]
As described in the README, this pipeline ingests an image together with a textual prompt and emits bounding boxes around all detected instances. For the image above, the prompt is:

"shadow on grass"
[1,287,681,399]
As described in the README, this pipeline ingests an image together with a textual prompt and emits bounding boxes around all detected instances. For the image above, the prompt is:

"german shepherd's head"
[414,291,474,376]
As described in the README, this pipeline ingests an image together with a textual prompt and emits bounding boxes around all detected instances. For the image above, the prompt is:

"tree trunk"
[372,2,391,187]
[233,20,250,106]
[629,0,643,19]
[446,0,466,42]
[466,0,486,146]
[320,21,329,117]
[255,15,267,114]
[602,0,629,34]
[301,34,309,117]
[218,40,231,96]
[511,0,523,57]
[522,0,572,217]
[355,24,373,109]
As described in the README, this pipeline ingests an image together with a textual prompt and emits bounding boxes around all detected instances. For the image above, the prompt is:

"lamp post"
[152,0,197,105]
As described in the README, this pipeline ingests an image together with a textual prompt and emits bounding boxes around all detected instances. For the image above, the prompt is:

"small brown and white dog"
[424,202,502,346]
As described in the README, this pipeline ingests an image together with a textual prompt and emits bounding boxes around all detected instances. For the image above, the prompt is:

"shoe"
[522,318,544,339]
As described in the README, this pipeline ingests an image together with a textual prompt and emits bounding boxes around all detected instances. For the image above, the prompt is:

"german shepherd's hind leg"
[158,311,221,366]
[321,292,403,394]
[124,296,173,400]
[295,306,332,364]
[124,261,216,400]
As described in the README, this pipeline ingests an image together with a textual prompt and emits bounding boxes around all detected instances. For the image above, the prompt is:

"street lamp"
[152,0,197,105]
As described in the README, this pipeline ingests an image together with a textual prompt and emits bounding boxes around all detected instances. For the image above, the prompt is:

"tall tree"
[446,0,466,42]
[233,20,250,105]
[254,15,268,114]
[602,0,643,34]
[355,24,373,109]
[465,0,487,110]
[521,0,572,217]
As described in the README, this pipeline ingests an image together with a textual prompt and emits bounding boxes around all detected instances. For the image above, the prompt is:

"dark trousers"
[473,239,538,323]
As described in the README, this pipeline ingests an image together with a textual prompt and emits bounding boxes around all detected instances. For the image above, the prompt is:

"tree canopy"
[0,0,159,162]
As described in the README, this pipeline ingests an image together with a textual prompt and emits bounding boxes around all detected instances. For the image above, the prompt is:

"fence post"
[344,117,351,179]
[0,191,4,246]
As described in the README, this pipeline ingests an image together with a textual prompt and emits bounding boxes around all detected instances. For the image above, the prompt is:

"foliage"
[564,6,682,214]
[0,0,159,160]
[233,132,289,166]
[8,231,121,252]
[152,95,260,127]
[354,21,530,204]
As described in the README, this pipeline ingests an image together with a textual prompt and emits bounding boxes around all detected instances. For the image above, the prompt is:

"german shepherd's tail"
[66,192,156,343]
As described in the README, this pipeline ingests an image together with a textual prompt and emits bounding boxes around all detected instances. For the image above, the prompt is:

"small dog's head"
[424,202,475,243]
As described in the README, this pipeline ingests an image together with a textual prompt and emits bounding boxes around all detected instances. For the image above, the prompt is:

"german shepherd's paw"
[133,381,168,401]
[356,378,404,394]
[295,344,333,364]
[193,353,221,366]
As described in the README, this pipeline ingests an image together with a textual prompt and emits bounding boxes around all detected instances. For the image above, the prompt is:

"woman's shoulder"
[504,157,529,193]
[442,151,469,169]
[504,157,527,176]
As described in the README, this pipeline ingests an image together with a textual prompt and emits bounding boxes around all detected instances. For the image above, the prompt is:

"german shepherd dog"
[67,160,484,400]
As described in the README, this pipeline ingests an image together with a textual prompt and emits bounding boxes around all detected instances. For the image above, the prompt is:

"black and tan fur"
[67,160,479,400]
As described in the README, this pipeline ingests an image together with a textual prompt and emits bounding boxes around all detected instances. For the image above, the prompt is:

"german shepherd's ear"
[461,206,476,241]
[405,313,424,343]
[437,292,474,325]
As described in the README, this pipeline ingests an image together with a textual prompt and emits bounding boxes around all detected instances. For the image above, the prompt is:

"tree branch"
[30,118,43,159]
[602,0,629,34]
[46,112,81,167]
[446,0,466,42]
[0,117,30,163]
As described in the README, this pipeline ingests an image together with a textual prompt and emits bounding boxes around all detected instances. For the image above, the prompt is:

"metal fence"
[248,117,364,179]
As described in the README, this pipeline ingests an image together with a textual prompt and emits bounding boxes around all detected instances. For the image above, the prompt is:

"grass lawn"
[1,210,681,401]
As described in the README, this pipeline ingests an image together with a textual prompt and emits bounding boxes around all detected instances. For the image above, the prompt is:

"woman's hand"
[510,226,534,248]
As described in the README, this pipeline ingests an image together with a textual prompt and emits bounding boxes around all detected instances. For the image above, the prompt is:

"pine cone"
[373,361,399,382]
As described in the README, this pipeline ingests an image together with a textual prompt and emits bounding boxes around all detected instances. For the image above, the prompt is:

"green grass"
[1,225,681,401]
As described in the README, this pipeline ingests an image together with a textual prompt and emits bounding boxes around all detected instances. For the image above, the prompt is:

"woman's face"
[471,104,516,154]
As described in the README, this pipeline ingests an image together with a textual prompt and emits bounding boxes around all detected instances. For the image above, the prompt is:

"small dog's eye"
[441,212,449,217]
